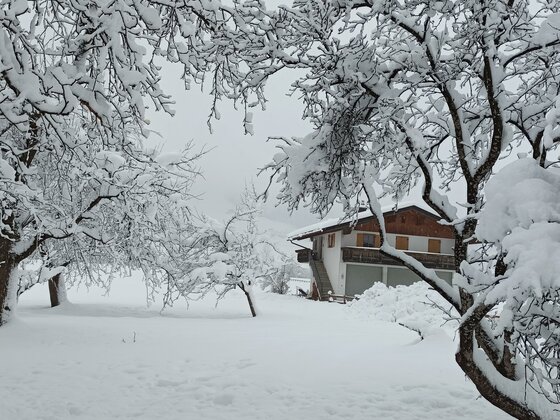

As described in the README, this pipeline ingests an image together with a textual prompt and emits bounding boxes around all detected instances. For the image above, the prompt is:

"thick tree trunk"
[456,331,540,420]
[48,272,67,308]
[0,255,17,326]
[451,216,537,418]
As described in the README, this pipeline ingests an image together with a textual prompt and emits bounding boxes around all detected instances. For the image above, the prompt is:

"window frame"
[356,233,380,248]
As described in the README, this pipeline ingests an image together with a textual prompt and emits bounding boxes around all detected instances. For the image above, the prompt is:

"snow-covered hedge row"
[348,283,458,338]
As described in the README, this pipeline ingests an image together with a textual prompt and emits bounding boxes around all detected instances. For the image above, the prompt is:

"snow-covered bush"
[348,283,458,338]
[260,259,310,295]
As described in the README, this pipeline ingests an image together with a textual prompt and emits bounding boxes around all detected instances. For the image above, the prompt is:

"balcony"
[341,247,455,270]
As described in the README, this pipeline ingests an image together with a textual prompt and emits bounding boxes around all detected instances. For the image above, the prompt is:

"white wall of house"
[341,230,453,254]
[340,232,356,247]
[320,231,344,295]
[440,238,454,254]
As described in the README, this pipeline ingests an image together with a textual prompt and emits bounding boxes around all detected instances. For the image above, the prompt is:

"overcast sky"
[145,62,321,238]
[143,0,500,240]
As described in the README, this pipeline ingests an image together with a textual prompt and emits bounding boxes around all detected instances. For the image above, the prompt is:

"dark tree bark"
[456,330,539,420]
[239,281,257,317]
[48,273,66,308]
[0,240,17,326]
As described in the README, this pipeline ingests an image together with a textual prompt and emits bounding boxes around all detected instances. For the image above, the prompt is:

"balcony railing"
[341,247,455,270]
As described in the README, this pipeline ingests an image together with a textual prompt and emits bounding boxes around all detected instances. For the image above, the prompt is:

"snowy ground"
[1,277,511,420]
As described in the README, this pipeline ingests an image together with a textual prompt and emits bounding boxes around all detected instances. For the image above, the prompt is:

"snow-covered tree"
[0,0,261,324]
[1,113,204,313]
[259,253,309,295]
[161,188,295,317]
[473,159,560,410]
[205,1,560,418]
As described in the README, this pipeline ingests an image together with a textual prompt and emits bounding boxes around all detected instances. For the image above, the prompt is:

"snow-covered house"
[289,205,455,300]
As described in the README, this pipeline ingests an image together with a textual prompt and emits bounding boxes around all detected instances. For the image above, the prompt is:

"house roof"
[287,202,442,241]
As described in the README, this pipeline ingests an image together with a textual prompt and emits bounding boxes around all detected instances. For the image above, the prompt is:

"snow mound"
[348,282,458,337]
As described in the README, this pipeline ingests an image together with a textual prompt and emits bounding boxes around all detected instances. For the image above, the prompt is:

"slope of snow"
[0,276,510,420]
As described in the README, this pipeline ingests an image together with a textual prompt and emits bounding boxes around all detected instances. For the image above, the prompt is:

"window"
[356,233,363,247]
[327,233,336,248]
[395,236,409,250]
[356,233,380,248]
[428,238,441,253]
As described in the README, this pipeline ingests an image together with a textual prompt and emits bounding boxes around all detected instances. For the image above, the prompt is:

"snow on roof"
[287,201,438,240]
[287,217,343,241]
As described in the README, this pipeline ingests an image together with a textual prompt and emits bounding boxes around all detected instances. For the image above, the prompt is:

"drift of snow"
[348,282,459,338]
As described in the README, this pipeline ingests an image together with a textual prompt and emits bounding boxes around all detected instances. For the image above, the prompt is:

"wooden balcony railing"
[341,247,455,270]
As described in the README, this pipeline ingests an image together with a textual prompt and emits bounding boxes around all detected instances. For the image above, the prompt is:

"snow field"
[0,277,510,419]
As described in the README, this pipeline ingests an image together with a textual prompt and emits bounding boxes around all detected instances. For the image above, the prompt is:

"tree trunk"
[239,281,257,317]
[449,215,538,418]
[244,289,257,317]
[455,332,540,420]
[0,254,18,326]
[48,272,67,308]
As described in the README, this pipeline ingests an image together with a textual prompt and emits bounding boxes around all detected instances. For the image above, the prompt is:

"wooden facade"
[341,247,455,270]
[354,208,454,239]
[291,206,455,242]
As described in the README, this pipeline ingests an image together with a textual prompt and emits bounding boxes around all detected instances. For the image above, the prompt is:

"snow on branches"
[473,159,560,405]
[213,1,560,418]
[0,0,267,323]
[161,188,293,317]
[0,0,268,130]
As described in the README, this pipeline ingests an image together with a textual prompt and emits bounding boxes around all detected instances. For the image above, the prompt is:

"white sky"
[146,63,320,236]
